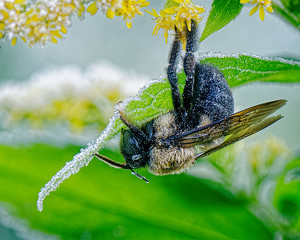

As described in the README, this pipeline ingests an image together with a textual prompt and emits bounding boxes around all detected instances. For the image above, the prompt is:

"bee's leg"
[182,20,198,112]
[167,28,182,115]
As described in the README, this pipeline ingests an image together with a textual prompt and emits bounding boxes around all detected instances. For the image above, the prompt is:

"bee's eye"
[120,130,149,169]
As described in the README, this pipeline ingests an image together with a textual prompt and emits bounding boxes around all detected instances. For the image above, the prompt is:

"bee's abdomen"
[148,146,195,175]
[191,64,234,126]
[148,112,196,175]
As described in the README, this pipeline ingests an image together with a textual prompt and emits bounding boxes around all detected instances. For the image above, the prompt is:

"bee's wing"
[195,114,283,159]
[168,99,286,148]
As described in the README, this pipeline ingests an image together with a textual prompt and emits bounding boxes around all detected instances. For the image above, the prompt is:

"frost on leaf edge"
[36,77,168,211]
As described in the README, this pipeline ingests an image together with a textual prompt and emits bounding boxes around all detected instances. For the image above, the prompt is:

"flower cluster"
[146,0,205,48]
[0,0,276,47]
[86,0,122,19]
[0,61,149,137]
[87,0,149,28]
[241,0,274,21]
[203,136,290,199]
[0,0,84,46]
[114,0,150,29]
[0,0,151,46]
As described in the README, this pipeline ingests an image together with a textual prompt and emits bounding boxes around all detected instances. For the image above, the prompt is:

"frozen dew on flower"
[114,0,150,29]
[146,0,205,47]
[86,0,149,28]
[146,8,174,44]
[241,0,274,21]
[0,0,85,46]
[86,0,122,18]
[0,0,204,45]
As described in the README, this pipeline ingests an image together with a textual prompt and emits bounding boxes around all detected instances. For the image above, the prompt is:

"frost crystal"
[37,112,119,211]
[36,62,158,211]
[36,73,168,211]
[36,76,161,211]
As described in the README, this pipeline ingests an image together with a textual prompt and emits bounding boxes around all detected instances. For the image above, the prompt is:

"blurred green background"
[0,1,300,239]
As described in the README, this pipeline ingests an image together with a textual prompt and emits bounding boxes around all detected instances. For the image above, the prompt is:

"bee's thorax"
[148,112,196,175]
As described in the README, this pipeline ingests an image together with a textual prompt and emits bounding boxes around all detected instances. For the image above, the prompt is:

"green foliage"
[200,0,243,41]
[199,0,300,42]
[0,144,272,239]
[105,74,187,142]
[200,54,300,87]
[273,1,300,30]
[274,157,300,236]
[280,0,300,13]
[112,55,300,139]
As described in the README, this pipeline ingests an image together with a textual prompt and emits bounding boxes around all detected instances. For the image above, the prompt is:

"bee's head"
[120,129,150,169]
[94,121,154,183]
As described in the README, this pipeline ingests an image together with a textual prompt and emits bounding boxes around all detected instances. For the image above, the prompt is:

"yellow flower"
[146,0,205,47]
[165,0,205,31]
[115,0,150,29]
[87,0,149,28]
[241,0,274,21]
[87,1,98,15]
[247,136,289,174]
[87,0,121,18]
[0,0,85,46]
[146,9,174,44]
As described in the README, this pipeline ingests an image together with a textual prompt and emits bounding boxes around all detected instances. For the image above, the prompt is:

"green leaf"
[274,157,300,234]
[0,144,272,239]
[200,54,300,87]
[36,76,185,210]
[273,2,300,31]
[280,0,300,13]
[200,0,243,41]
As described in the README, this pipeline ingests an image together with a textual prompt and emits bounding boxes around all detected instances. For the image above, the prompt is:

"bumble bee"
[94,20,286,182]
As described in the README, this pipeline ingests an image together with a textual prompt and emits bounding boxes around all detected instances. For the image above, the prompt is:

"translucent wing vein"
[168,99,286,151]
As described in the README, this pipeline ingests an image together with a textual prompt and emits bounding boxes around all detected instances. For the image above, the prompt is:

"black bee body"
[95,20,286,182]
[121,66,234,175]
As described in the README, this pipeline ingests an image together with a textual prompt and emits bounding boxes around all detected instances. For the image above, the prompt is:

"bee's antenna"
[94,153,149,183]
[94,153,128,169]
